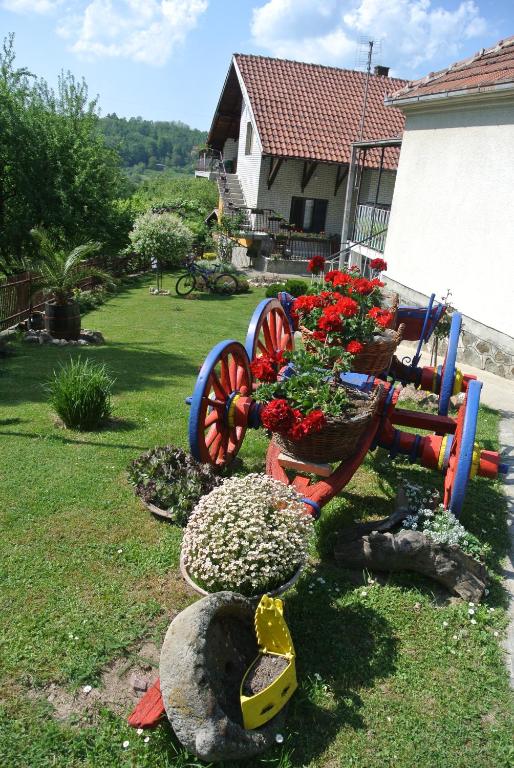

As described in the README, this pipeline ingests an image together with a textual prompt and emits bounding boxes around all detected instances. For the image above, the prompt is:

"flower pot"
[300,325,404,376]
[272,385,382,464]
[142,499,177,522]
[44,300,81,340]
[180,552,304,599]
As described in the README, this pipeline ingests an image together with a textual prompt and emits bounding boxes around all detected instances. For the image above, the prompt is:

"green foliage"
[265,282,287,298]
[0,36,127,272]
[47,357,114,430]
[30,229,110,305]
[99,114,207,174]
[127,445,222,526]
[255,349,351,416]
[129,211,193,268]
[284,278,309,297]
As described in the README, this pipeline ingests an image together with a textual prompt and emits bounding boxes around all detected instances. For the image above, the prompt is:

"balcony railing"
[196,149,222,174]
[352,204,390,253]
[271,234,340,261]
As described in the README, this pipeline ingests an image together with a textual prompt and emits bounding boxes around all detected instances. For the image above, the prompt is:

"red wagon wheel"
[245,299,294,361]
[189,340,252,467]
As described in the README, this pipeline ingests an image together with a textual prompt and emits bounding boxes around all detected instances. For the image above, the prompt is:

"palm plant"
[30,229,111,304]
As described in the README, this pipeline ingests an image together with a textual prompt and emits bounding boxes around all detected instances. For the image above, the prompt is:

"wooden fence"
[0,273,93,331]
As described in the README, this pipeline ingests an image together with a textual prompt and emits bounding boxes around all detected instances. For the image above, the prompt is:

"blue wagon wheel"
[443,379,482,517]
[245,298,294,361]
[438,312,462,416]
[189,340,251,467]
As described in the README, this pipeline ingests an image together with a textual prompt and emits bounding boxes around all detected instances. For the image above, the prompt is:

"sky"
[1,0,513,130]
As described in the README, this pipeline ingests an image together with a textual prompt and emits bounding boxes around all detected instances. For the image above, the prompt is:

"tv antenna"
[356,38,381,140]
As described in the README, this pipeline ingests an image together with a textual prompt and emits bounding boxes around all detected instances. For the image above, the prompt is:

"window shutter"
[290,197,305,229]
[311,199,328,233]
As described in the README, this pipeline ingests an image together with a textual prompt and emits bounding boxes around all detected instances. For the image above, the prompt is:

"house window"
[289,197,328,233]
[245,122,253,155]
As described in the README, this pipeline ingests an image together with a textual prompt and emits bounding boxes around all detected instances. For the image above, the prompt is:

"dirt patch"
[242,654,289,696]
[29,638,161,725]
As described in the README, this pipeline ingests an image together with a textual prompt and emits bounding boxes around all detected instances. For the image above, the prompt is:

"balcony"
[352,204,390,253]
[195,149,222,178]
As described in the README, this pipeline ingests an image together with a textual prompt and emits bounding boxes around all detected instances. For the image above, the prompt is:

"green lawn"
[0,273,512,768]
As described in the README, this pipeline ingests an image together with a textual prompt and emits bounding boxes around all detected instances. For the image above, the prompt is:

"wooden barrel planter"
[44,300,81,340]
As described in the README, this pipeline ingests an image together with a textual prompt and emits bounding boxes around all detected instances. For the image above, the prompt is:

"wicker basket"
[272,385,382,464]
[351,325,404,375]
[301,324,404,376]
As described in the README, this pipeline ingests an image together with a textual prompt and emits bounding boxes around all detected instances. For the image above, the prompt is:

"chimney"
[374,65,390,77]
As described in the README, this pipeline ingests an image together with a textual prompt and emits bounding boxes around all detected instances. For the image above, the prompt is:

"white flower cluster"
[182,473,313,595]
[402,483,471,548]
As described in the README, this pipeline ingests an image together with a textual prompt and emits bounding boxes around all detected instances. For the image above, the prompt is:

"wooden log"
[334,529,487,602]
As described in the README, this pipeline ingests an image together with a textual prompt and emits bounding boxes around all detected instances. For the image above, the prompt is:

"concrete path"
[398,341,514,686]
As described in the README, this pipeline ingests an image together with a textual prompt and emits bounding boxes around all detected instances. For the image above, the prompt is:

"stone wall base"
[385,277,514,380]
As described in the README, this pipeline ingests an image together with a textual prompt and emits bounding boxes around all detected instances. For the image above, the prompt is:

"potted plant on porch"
[30,229,109,340]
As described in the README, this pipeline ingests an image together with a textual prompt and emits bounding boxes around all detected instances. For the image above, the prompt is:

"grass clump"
[47,357,114,430]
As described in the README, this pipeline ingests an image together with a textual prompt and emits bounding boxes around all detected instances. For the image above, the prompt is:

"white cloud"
[4,0,209,65]
[2,0,60,12]
[251,0,487,75]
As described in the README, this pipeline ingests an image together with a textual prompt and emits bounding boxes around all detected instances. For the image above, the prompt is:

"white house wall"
[384,100,514,337]
[235,101,262,208]
[256,157,347,237]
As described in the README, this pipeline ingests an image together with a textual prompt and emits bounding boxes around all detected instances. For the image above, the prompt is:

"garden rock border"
[22,328,105,346]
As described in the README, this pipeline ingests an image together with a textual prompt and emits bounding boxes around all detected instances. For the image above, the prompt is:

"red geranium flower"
[352,277,374,296]
[332,272,353,289]
[312,330,328,342]
[324,270,340,283]
[334,296,359,317]
[371,278,385,288]
[302,409,326,435]
[307,255,326,274]
[250,356,276,382]
[318,307,344,333]
[370,258,387,272]
[346,340,364,355]
[261,399,296,433]
[368,307,394,328]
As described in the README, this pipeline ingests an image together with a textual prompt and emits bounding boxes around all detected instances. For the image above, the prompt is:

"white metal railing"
[352,204,390,253]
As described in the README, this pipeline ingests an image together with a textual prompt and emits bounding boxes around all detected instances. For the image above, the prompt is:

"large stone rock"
[80,329,105,345]
[159,592,286,762]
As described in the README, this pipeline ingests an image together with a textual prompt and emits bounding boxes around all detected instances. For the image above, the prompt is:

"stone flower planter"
[180,551,304,599]
[159,591,287,762]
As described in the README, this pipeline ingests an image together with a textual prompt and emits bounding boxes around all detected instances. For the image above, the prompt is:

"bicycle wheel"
[213,273,238,295]
[176,274,196,296]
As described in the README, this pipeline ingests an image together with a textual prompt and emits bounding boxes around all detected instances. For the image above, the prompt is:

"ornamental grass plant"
[182,474,313,596]
[47,357,114,430]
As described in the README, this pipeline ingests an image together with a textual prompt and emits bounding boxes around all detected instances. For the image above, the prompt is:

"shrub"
[129,211,193,268]
[182,473,313,595]
[284,278,309,297]
[265,282,287,298]
[47,358,114,430]
[127,445,221,526]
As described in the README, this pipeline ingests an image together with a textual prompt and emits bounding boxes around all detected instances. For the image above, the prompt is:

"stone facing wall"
[457,329,514,380]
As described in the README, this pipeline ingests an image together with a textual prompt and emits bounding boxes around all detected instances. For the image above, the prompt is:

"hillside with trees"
[99,114,207,175]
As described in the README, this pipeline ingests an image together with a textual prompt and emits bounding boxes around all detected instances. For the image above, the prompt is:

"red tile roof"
[387,36,514,103]
[232,54,407,168]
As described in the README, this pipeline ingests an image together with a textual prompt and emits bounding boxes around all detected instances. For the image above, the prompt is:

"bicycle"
[175,257,238,297]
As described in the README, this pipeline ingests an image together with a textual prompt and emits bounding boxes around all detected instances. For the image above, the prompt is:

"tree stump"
[334,529,487,602]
